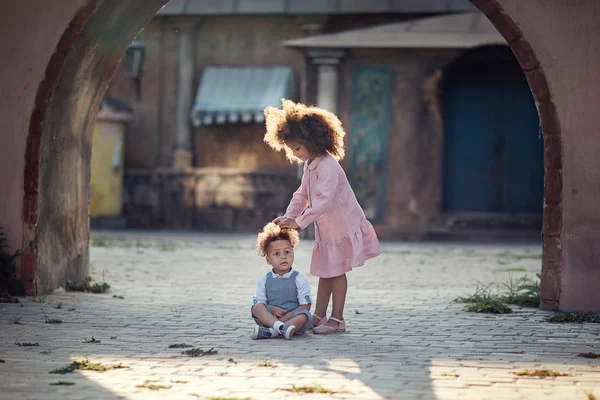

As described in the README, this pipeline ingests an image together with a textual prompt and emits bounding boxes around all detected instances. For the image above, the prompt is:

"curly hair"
[256,222,299,257]
[264,99,346,163]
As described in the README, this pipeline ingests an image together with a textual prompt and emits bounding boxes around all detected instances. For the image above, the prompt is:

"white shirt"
[253,269,312,307]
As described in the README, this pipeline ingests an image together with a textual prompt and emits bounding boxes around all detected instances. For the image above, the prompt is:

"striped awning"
[190,66,295,127]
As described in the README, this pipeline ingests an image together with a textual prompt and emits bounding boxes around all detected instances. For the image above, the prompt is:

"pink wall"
[0,1,81,252]
[499,0,600,310]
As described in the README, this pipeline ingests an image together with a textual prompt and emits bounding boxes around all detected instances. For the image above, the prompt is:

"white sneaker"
[277,323,296,340]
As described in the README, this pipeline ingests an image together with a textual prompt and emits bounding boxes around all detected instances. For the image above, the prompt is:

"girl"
[264,99,382,335]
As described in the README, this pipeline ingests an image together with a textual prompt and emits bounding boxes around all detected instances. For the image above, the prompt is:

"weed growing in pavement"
[54,302,63,309]
[112,294,124,299]
[579,353,600,359]
[68,307,76,311]
[15,342,39,347]
[136,380,171,391]
[49,381,75,386]
[158,240,175,251]
[66,276,110,294]
[173,307,183,317]
[30,296,46,303]
[170,380,188,384]
[454,274,540,313]
[512,369,569,378]
[12,316,22,324]
[228,357,238,364]
[547,312,600,324]
[181,347,218,357]
[168,343,193,349]
[44,314,63,324]
[278,385,342,394]
[83,337,101,344]
[49,359,128,374]
[40,350,52,355]
[257,358,275,367]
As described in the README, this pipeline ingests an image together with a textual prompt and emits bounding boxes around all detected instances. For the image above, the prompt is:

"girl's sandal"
[313,317,346,335]
[312,314,328,328]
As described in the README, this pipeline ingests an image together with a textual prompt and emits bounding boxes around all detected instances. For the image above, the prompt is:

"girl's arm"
[295,169,339,229]
[283,182,309,219]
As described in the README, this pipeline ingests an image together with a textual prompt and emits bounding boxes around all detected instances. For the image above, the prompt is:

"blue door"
[443,81,543,213]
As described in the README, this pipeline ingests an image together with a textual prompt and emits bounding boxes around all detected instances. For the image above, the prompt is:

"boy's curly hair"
[264,99,346,163]
[256,222,299,257]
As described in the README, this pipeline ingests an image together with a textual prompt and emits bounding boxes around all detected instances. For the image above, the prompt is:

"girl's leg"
[313,277,333,326]
[251,304,278,327]
[324,274,347,329]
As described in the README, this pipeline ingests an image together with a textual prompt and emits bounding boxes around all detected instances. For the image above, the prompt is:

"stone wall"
[123,168,299,232]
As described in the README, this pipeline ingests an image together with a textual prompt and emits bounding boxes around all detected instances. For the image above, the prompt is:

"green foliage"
[547,312,600,324]
[66,277,110,294]
[0,227,21,301]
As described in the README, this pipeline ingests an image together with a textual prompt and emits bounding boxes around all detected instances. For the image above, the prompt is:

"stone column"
[309,49,345,114]
[172,19,198,169]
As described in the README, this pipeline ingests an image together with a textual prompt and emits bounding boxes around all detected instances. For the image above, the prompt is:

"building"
[106,0,481,235]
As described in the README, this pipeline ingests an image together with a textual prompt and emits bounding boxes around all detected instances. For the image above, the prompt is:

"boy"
[251,222,313,339]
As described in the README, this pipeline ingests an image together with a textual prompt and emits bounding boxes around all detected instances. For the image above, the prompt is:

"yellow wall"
[90,120,125,217]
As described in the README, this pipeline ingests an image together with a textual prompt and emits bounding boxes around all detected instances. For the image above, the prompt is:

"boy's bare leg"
[286,314,308,330]
[251,304,278,327]
[314,277,333,325]
[327,274,347,328]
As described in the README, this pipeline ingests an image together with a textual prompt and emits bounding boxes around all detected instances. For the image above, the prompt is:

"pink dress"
[284,154,382,278]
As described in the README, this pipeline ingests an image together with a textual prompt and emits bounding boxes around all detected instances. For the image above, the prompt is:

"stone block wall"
[123,168,299,232]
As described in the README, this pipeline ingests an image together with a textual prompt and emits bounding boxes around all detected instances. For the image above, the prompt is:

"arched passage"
[16,0,583,312]
[442,45,543,216]
[20,0,168,294]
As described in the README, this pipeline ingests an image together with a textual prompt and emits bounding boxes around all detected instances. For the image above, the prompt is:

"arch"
[21,0,168,295]
[470,0,562,310]
[20,0,563,309]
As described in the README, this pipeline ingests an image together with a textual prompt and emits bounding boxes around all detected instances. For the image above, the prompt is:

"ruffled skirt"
[309,220,381,278]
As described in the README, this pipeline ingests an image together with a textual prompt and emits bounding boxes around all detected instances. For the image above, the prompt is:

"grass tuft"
[66,277,110,294]
[44,315,63,324]
[512,369,569,378]
[49,381,75,386]
[49,359,128,374]
[136,380,171,391]
[12,316,22,324]
[168,343,193,349]
[278,385,340,394]
[181,347,218,357]
[15,342,39,347]
[83,337,101,344]
[547,312,600,324]
[454,274,540,313]
[257,358,275,367]
[579,352,600,359]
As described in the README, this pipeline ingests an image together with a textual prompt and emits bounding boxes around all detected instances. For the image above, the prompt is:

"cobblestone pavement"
[1,232,600,400]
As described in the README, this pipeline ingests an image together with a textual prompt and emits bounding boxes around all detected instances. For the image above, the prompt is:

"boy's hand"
[273,216,285,225]
[269,306,286,318]
[279,218,299,229]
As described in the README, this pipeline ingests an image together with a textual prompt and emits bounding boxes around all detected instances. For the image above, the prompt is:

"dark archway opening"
[441,45,543,232]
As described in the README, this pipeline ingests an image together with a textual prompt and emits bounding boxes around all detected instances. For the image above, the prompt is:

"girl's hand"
[270,306,286,318]
[279,218,299,229]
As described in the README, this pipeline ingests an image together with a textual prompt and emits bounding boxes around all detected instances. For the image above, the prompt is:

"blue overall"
[253,271,312,335]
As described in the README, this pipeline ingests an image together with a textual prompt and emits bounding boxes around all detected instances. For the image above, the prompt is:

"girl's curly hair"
[256,222,299,257]
[264,99,346,163]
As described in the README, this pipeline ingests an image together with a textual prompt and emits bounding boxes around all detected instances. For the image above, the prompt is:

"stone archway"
[20,0,168,295]
[469,0,562,310]
[17,0,572,310]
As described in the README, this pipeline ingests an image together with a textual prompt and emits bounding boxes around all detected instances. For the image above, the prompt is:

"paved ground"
[1,232,600,400]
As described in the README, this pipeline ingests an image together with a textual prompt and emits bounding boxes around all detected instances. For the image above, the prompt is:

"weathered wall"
[108,15,306,171]
[338,48,460,239]
[0,1,81,258]
[36,0,168,294]
[496,0,600,311]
